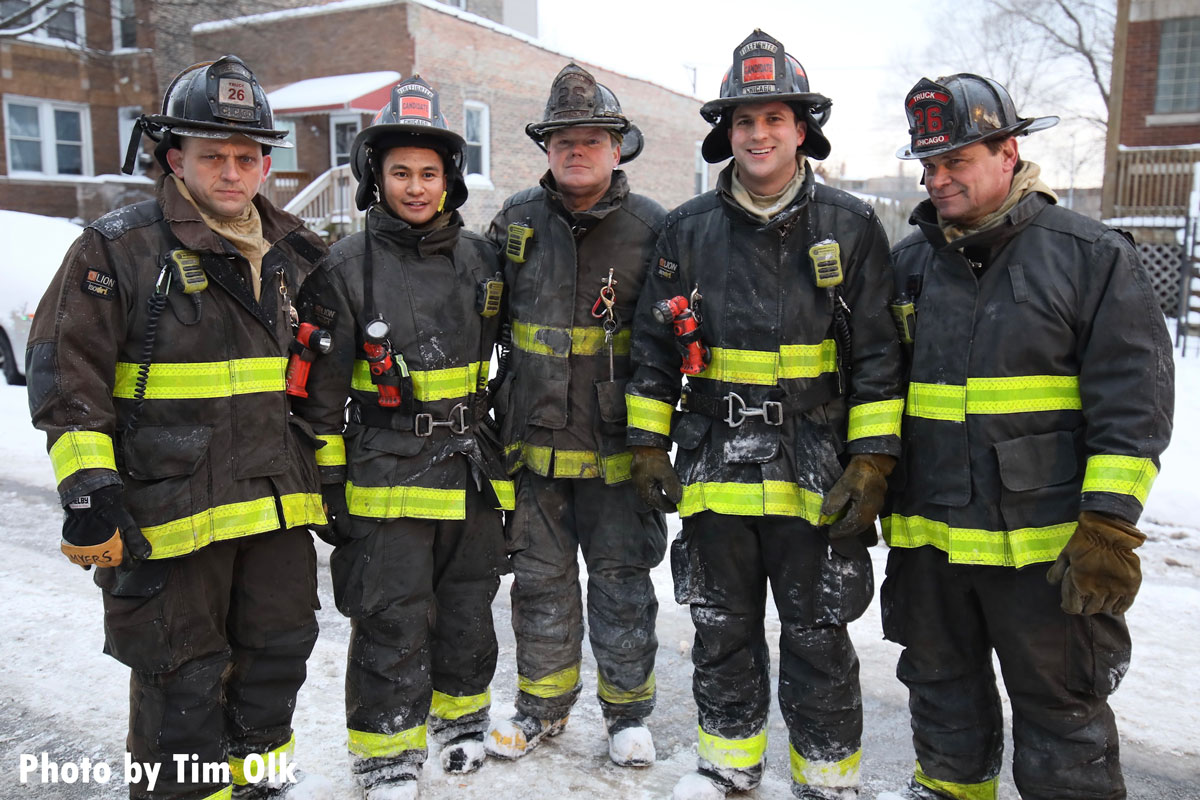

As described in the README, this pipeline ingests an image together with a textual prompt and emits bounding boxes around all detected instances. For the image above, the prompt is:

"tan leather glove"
[630,445,682,513]
[820,453,896,539]
[1046,511,1146,615]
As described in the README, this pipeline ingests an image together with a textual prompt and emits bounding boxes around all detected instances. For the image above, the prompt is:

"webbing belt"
[680,374,838,426]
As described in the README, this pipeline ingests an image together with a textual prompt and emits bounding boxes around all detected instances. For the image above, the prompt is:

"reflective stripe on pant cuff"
[915,761,999,800]
[790,744,860,788]
[431,688,491,721]
[697,726,766,770]
[199,788,233,800]
[348,725,427,759]
[597,671,655,705]
[518,664,581,699]
[229,734,295,785]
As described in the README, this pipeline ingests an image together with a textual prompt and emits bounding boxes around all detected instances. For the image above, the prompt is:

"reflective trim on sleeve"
[790,744,861,788]
[597,671,655,706]
[314,434,346,467]
[915,760,999,800]
[678,480,834,524]
[49,430,117,485]
[626,395,674,436]
[697,726,766,770]
[113,357,286,399]
[351,359,481,402]
[512,320,631,357]
[347,725,427,759]
[229,734,295,786]
[847,399,904,440]
[1082,454,1158,505]
[490,479,516,511]
[907,376,1081,422]
[882,513,1076,568]
[431,688,491,721]
[346,481,466,520]
[518,664,581,699]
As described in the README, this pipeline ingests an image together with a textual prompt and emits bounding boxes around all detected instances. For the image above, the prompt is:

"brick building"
[193,0,714,232]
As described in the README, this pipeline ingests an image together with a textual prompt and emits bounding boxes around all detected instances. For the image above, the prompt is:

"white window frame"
[3,95,93,177]
[329,113,360,168]
[1,0,86,46]
[110,0,137,50]
[463,100,491,187]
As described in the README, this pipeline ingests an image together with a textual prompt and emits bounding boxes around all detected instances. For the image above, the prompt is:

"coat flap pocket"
[672,412,711,450]
[995,430,1078,491]
[124,425,212,480]
[594,378,629,424]
[720,426,779,464]
[359,426,426,457]
[288,415,322,450]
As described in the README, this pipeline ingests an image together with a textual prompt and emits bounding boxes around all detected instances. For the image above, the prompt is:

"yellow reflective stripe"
[697,726,766,769]
[113,358,286,399]
[431,688,491,721]
[966,375,1081,415]
[602,451,633,484]
[907,382,966,421]
[199,788,233,800]
[143,494,323,559]
[351,360,481,402]
[315,434,346,467]
[1082,455,1158,505]
[509,443,629,485]
[229,734,294,786]
[490,478,516,511]
[790,744,861,787]
[779,340,838,379]
[847,399,904,440]
[552,449,601,479]
[626,395,674,436]
[511,321,631,357]
[597,672,655,705]
[347,725,427,759]
[907,376,1081,422]
[915,760,999,800]
[679,480,834,524]
[882,513,1076,568]
[346,481,466,520]
[519,664,580,699]
[48,430,116,484]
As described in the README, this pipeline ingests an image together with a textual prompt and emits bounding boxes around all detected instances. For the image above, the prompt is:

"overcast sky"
[536,0,1103,189]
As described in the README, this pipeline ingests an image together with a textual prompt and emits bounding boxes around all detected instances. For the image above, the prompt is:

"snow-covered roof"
[267,71,401,115]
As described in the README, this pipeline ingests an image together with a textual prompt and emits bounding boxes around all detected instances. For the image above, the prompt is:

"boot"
[794,785,857,799]
[875,783,948,800]
[484,711,568,759]
[364,777,419,800]
[440,732,486,774]
[605,717,655,767]
[672,771,728,800]
[233,770,334,800]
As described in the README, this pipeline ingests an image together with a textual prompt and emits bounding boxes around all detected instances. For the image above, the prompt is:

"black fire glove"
[820,453,896,539]
[61,485,152,569]
[631,445,682,513]
[315,483,353,547]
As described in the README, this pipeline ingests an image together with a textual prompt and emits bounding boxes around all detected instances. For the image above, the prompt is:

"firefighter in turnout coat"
[626,31,904,800]
[484,63,669,767]
[292,77,511,800]
[27,56,329,800]
[876,75,1173,800]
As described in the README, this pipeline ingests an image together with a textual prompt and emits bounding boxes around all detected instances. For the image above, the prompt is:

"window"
[270,120,298,172]
[4,97,91,176]
[1156,17,1200,114]
[694,141,709,195]
[330,114,359,167]
[111,0,136,49]
[0,0,84,45]
[463,102,489,179]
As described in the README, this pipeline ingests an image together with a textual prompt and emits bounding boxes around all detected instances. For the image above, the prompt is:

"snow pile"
[0,209,81,313]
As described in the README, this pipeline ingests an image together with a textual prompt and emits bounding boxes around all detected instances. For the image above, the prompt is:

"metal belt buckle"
[414,403,470,437]
[723,392,783,427]
[414,413,434,437]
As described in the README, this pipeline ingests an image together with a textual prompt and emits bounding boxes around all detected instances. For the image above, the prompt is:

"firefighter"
[27,56,329,800]
[484,63,668,767]
[876,74,1173,800]
[292,76,511,800]
[626,30,903,800]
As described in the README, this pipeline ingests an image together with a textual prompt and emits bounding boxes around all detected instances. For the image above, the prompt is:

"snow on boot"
[364,777,419,800]
[484,712,568,759]
[793,785,857,800]
[233,769,334,800]
[440,732,486,774]
[605,717,655,767]
[875,784,946,800]
[672,771,728,800]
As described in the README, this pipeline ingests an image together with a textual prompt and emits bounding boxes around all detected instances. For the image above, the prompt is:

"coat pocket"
[121,425,213,534]
[671,412,711,451]
[994,430,1081,531]
[594,378,628,437]
[348,427,427,503]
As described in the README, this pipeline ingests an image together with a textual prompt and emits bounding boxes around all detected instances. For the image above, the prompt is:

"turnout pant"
[330,486,504,788]
[506,471,667,721]
[99,527,320,800]
[881,545,1130,800]
[674,511,871,794]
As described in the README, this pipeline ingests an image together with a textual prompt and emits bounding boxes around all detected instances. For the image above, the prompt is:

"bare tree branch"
[0,0,71,36]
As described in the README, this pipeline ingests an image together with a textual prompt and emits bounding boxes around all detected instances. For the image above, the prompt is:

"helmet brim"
[895,115,1059,160]
[145,115,293,149]
[701,103,832,163]
[526,120,642,165]
[699,92,830,125]
[350,123,466,181]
